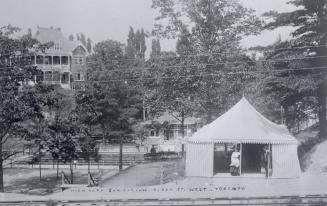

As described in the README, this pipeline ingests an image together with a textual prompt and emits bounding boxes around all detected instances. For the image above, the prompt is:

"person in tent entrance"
[230,145,240,176]
[261,145,271,178]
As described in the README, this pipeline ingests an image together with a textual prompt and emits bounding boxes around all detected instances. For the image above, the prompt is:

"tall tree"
[126,26,136,59]
[68,34,74,41]
[125,26,147,60]
[82,40,143,168]
[0,25,54,191]
[47,115,78,181]
[135,30,141,58]
[86,37,92,53]
[150,39,161,58]
[264,0,327,137]
[151,0,262,122]
[140,29,147,59]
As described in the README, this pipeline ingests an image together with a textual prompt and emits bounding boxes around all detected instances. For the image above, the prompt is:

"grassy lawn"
[3,168,116,195]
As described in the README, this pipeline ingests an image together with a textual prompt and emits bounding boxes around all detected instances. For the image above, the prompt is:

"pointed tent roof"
[189,98,297,144]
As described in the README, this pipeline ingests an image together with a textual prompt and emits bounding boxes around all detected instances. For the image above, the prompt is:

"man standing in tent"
[261,145,271,178]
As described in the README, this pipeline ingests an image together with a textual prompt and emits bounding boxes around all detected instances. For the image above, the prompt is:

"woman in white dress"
[230,146,240,176]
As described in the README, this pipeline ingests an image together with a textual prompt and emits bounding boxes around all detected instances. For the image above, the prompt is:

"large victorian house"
[32,26,87,90]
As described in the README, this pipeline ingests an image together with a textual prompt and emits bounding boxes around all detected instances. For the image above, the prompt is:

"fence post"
[61,171,64,185]
[87,172,91,186]
[160,165,163,185]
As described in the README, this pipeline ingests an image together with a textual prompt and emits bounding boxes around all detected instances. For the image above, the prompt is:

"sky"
[0,0,297,54]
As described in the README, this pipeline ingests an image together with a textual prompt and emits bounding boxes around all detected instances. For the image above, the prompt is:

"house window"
[44,71,52,81]
[73,56,84,65]
[150,130,155,136]
[61,56,68,65]
[53,56,60,65]
[36,71,44,82]
[36,55,44,65]
[44,56,52,65]
[30,55,36,64]
[53,71,60,82]
[61,72,69,84]
[74,72,84,81]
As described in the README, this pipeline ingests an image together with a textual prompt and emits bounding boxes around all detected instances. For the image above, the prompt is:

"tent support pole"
[268,143,271,178]
[239,143,242,176]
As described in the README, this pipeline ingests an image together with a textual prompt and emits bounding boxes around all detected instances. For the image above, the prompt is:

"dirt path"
[102,159,184,187]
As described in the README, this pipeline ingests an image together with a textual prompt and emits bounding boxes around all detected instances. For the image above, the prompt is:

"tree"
[86,38,92,53]
[47,115,78,181]
[45,86,76,179]
[0,25,54,191]
[126,26,136,59]
[125,26,147,60]
[78,127,99,173]
[82,39,143,169]
[150,39,161,58]
[264,0,327,137]
[140,29,147,59]
[151,0,262,122]
[27,28,32,38]
[68,34,74,41]
[76,32,91,51]
[79,33,87,47]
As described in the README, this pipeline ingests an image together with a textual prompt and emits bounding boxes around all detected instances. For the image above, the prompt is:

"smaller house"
[143,112,200,152]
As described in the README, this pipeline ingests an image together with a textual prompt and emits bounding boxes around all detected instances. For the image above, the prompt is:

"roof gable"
[34,27,85,55]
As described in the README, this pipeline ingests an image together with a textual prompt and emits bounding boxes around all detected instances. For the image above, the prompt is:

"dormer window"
[54,43,61,50]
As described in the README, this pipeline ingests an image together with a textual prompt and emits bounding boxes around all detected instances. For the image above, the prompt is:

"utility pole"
[160,165,163,185]
[38,139,41,181]
[280,106,284,124]
[119,136,123,171]
[142,99,146,121]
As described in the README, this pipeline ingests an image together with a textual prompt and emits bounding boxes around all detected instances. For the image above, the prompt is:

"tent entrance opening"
[213,143,234,175]
[241,144,267,173]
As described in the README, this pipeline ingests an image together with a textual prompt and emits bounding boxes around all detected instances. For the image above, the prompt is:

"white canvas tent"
[186,98,301,178]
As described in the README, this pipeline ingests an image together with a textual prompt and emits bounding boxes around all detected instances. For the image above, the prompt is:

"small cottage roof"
[143,112,200,125]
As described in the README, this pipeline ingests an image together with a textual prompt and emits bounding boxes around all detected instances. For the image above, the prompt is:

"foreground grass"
[3,168,115,195]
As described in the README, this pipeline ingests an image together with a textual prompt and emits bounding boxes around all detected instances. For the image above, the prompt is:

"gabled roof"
[34,27,87,55]
[143,112,200,125]
[189,98,297,144]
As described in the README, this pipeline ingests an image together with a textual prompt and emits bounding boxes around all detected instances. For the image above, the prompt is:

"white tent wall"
[272,144,301,178]
[186,142,213,177]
